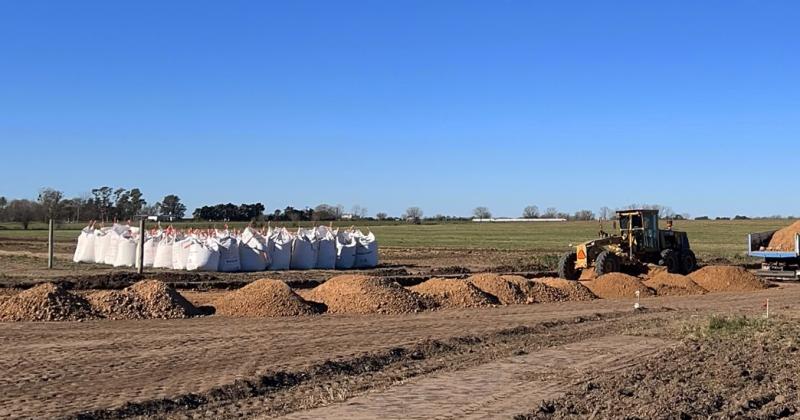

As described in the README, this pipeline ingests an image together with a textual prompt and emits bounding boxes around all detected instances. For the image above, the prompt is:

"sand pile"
[643,273,707,296]
[468,274,527,305]
[87,280,200,319]
[502,276,572,303]
[768,220,800,251]
[584,273,655,299]
[214,279,323,317]
[307,275,428,315]
[0,283,99,322]
[536,278,597,301]
[688,266,769,292]
[409,278,497,308]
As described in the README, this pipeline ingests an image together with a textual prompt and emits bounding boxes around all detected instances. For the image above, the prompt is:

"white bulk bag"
[93,228,110,264]
[239,228,269,272]
[103,230,121,265]
[290,228,318,270]
[172,238,194,270]
[142,234,160,267]
[268,228,292,270]
[217,234,241,272]
[354,231,379,268]
[114,236,137,267]
[315,226,337,269]
[335,230,357,269]
[186,238,220,272]
[153,236,174,269]
[73,227,96,263]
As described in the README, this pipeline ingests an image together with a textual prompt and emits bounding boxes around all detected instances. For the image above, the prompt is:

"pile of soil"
[502,276,572,303]
[644,273,707,296]
[688,266,769,292]
[307,275,428,315]
[87,279,200,319]
[536,278,597,301]
[583,273,655,299]
[409,278,497,308]
[468,274,527,305]
[578,267,596,280]
[0,283,99,322]
[214,279,323,317]
[767,220,800,251]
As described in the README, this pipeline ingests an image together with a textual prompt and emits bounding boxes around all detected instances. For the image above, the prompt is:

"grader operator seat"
[617,209,660,255]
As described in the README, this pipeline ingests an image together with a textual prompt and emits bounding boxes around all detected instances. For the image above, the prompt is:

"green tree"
[159,195,186,220]
[37,187,63,222]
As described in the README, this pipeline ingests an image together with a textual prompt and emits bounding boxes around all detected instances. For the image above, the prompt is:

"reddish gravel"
[583,273,655,299]
[307,275,428,315]
[214,279,323,317]
[468,273,527,305]
[644,273,707,296]
[409,278,497,308]
[688,266,769,292]
[0,283,99,322]
[536,278,597,301]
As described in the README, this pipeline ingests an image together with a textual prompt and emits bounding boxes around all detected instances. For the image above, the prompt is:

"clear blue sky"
[1,1,799,218]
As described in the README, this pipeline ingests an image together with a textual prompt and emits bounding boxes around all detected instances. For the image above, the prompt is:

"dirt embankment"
[583,273,655,299]
[644,273,707,296]
[537,278,597,301]
[468,274,528,305]
[214,279,324,317]
[0,283,99,321]
[87,279,202,319]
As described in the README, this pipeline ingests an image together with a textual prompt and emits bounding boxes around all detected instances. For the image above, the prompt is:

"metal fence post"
[137,218,145,274]
[47,219,54,269]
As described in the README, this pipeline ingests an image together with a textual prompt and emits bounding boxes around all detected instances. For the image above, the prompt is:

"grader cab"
[557,209,697,280]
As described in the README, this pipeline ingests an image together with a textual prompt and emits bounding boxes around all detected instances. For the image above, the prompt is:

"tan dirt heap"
[502,275,572,303]
[767,220,800,251]
[468,273,527,305]
[584,273,656,299]
[688,266,769,292]
[0,283,99,322]
[307,275,428,315]
[536,278,597,301]
[87,279,200,320]
[644,273,707,296]
[214,279,323,317]
[409,278,497,308]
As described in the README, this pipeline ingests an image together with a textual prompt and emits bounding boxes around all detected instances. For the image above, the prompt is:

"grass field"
[1,219,793,260]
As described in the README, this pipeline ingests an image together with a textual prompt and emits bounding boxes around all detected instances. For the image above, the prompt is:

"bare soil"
[305,275,429,314]
[644,272,707,296]
[689,265,770,292]
[583,273,656,299]
[213,279,324,317]
[409,278,498,308]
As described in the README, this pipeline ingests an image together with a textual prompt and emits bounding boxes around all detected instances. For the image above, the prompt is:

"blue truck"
[747,229,800,280]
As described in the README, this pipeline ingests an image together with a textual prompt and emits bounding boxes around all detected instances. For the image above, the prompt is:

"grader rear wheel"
[557,251,581,280]
[659,249,681,273]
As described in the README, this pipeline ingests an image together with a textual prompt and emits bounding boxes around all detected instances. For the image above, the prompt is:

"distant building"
[341,213,355,220]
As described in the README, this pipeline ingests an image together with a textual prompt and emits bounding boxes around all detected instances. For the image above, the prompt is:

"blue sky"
[1,1,799,218]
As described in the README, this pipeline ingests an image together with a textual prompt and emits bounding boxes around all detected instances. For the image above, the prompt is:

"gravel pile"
[583,273,655,299]
[688,266,769,292]
[409,278,497,308]
[214,279,323,317]
[0,283,99,322]
[503,276,572,303]
[468,273,527,305]
[307,275,428,315]
[644,273,707,296]
[536,278,597,301]
[87,280,200,320]
[768,220,800,251]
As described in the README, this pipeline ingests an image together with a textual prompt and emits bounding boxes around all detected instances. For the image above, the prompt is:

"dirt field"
[0,227,796,419]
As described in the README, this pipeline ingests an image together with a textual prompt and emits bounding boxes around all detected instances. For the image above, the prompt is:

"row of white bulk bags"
[268,228,292,270]
[290,228,318,270]
[240,227,269,271]
[354,230,379,268]
[73,227,96,263]
[335,230,357,269]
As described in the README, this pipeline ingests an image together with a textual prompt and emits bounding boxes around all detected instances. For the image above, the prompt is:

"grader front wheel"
[595,250,620,276]
[558,251,581,280]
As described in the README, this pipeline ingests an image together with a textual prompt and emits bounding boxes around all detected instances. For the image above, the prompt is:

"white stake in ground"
[634,290,641,310]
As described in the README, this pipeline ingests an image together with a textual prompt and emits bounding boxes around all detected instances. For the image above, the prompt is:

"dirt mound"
[644,273,707,296]
[88,280,200,319]
[468,273,527,305]
[536,278,597,301]
[214,279,323,317]
[502,276,572,303]
[308,275,428,315]
[0,283,99,322]
[767,220,800,251]
[409,278,497,308]
[579,267,596,280]
[584,273,655,299]
[688,266,769,292]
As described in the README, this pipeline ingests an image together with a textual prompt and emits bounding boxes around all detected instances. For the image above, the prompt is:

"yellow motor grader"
[557,209,697,280]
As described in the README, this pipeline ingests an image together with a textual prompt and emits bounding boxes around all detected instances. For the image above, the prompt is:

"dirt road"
[1,284,796,419]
